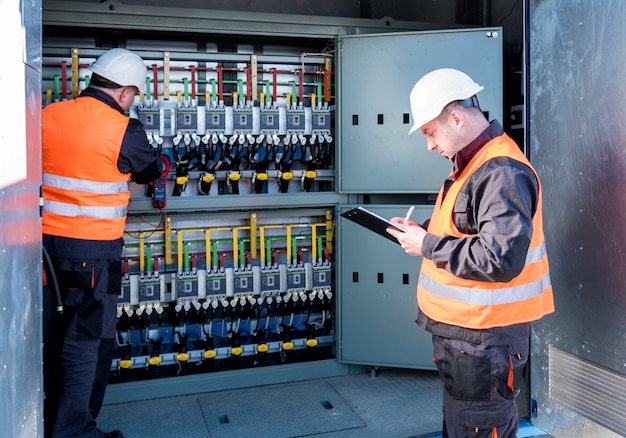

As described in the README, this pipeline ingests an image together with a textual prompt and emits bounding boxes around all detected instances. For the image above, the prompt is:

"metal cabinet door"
[338,205,435,369]
[338,28,503,194]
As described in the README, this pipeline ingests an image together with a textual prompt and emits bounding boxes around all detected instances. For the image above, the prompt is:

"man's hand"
[387,217,428,257]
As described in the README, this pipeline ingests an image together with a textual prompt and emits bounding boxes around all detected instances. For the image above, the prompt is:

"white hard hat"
[89,48,147,91]
[408,68,484,135]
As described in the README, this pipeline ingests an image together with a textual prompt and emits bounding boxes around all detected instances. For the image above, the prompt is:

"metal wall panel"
[528,0,626,436]
[339,205,435,368]
[0,0,42,436]
[338,28,503,193]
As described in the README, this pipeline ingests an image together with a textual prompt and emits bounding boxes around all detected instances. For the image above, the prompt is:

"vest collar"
[453,120,504,178]
[79,87,125,115]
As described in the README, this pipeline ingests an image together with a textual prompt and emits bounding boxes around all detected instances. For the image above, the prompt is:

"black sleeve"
[117,118,162,184]
[427,158,539,282]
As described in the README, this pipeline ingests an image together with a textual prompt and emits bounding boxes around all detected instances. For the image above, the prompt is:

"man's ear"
[449,108,465,128]
[117,87,137,109]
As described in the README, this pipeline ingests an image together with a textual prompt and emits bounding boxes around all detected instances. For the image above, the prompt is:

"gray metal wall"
[0,0,43,436]
[528,1,626,436]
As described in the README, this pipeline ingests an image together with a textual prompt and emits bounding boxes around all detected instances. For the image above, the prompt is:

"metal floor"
[97,368,550,438]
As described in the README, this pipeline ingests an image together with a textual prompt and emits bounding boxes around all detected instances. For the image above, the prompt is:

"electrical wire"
[494,0,520,25]
[42,245,63,314]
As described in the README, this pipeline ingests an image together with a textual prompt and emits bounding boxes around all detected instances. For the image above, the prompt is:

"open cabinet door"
[337,28,503,368]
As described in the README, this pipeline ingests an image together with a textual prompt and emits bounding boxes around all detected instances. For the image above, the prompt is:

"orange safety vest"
[417,134,555,329]
[42,96,131,241]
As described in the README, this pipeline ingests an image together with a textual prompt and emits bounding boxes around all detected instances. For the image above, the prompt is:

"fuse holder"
[119,359,133,369]
[148,356,162,366]
[176,352,190,362]
[231,346,243,356]
[256,172,268,181]
[306,339,318,348]
[282,341,294,351]
[204,349,217,359]
[176,176,189,185]
[202,174,215,183]
[280,172,293,181]
[228,173,241,181]
[305,170,317,179]
[257,343,269,353]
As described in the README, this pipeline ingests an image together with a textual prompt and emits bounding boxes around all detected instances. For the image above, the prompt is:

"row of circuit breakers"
[43,48,336,201]
[42,48,338,379]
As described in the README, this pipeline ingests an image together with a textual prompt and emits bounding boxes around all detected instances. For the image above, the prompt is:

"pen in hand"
[403,205,415,225]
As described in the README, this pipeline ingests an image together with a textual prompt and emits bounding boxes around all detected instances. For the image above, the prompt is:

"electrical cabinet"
[41,7,502,400]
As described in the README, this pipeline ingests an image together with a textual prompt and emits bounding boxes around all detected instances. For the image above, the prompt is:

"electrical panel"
[42,43,339,381]
[41,25,502,394]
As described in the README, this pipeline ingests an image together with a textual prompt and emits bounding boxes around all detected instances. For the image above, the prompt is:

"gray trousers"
[432,327,530,438]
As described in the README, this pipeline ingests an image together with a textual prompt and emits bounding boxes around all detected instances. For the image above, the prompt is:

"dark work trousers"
[43,257,120,438]
[432,326,530,438]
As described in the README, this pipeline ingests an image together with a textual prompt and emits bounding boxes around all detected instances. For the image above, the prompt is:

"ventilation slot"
[549,345,626,437]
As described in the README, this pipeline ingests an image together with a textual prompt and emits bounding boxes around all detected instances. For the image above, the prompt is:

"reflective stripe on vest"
[42,96,131,240]
[43,173,128,195]
[417,134,554,329]
[44,200,127,219]
[419,271,551,306]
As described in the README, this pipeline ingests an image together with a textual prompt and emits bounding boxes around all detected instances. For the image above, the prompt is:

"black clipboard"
[340,206,406,244]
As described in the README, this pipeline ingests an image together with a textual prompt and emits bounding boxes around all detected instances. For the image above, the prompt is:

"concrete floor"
[97,368,551,438]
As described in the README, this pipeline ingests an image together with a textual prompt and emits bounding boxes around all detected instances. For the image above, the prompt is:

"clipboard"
[340,206,405,244]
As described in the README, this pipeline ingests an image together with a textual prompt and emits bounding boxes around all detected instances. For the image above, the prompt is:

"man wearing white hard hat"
[42,48,162,438]
[387,68,554,437]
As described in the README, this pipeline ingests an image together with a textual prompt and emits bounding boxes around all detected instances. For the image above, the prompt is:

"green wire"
[317,81,323,105]
[290,81,297,104]
[317,236,323,262]
[212,241,219,270]
[147,245,153,273]
[53,74,60,101]
[239,239,247,266]
[145,77,151,100]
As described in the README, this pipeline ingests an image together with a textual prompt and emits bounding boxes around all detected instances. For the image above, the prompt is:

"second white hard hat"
[89,48,147,91]
[408,68,484,135]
